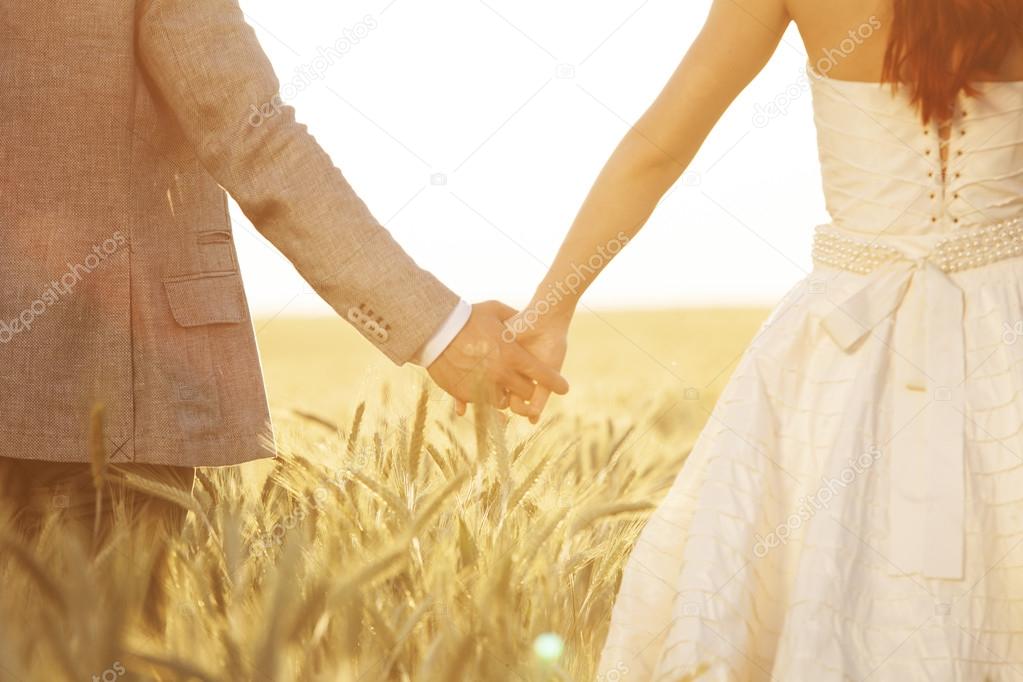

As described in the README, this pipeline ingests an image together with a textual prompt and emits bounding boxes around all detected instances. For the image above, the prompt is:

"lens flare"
[532,632,565,662]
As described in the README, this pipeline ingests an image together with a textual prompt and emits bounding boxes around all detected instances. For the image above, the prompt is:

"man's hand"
[428,301,569,417]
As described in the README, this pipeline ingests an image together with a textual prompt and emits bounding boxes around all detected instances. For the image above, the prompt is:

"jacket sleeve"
[136,0,460,364]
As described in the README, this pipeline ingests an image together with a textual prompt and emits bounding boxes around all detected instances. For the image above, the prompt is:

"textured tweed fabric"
[0,0,458,465]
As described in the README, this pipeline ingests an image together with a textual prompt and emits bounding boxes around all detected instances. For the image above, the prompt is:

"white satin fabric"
[821,252,967,580]
[597,68,1023,680]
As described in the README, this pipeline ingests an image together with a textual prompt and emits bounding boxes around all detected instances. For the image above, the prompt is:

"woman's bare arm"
[526,0,791,322]
[509,0,791,419]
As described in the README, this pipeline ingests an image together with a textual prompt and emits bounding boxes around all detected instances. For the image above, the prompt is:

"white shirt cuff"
[413,299,472,367]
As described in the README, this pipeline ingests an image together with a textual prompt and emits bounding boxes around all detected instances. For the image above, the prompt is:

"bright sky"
[233,0,829,316]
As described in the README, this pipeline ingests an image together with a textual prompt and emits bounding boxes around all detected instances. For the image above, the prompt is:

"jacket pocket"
[163,272,247,327]
[196,230,237,273]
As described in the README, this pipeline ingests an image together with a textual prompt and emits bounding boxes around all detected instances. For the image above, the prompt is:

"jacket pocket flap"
[164,272,247,327]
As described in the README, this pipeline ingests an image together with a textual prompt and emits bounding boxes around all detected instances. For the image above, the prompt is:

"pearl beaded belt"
[811,215,1023,581]
[813,214,1023,274]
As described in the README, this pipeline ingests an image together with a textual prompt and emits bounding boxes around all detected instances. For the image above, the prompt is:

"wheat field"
[0,308,767,682]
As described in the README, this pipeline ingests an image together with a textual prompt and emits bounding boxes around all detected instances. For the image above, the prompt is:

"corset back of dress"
[809,66,1023,236]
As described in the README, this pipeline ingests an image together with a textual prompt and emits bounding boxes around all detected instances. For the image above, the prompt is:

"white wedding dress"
[597,66,1023,681]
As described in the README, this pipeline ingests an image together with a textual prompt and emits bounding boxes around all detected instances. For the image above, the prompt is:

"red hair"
[883,0,1023,124]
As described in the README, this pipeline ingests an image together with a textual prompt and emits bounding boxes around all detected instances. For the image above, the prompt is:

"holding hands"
[500,305,571,423]
[427,151,640,421]
[428,300,570,420]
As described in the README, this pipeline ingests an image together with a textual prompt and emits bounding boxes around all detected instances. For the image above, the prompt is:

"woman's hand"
[503,308,571,423]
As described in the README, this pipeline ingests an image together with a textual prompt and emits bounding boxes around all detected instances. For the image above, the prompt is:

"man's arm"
[136,0,570,413]
[137,0,458,364]
[413,299,473,367]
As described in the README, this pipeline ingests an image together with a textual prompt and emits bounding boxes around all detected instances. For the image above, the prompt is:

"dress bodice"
[808,65,1023,236]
